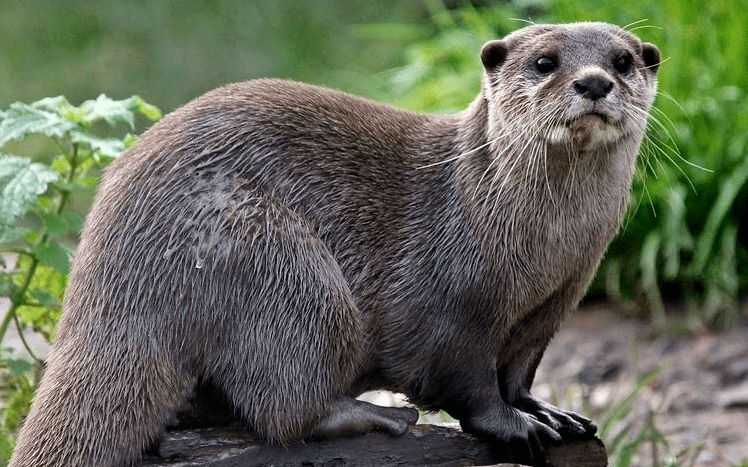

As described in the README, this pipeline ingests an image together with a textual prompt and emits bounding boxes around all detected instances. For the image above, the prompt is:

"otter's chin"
[545,113,623,152]
[569,113,607,135]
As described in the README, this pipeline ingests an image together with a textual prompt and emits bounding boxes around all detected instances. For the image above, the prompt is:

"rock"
[719,381,748,409]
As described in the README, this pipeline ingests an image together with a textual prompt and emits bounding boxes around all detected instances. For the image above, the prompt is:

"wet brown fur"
[10,23,660,466]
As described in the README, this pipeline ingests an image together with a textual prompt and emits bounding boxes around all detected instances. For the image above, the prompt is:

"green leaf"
[661,185,692,280]
[29,289,59,309]
[3,368,35,432]
[22,230,40,246]
[0,272,17,298]
[0,100,77,146]
[79,94,135,127]
[5,357,35,377]
[61,212,83,233]
[38,212,83,236]
[0,225,27,244]
[34,241,72,274]
[39,213,68,235]
[0,155,58,242]
[131,96,162,122]
[69,129,126,158]
[74,174,100,189]
[13,257,66,335]
[123,133,140,149]
[50,155,71,176]
[639,232,666,325]
[35,195,53,209]
[77,94,161,128]
[33,96,74,115]
[691,154,748,275]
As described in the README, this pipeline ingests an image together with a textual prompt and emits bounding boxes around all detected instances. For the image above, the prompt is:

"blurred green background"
[0,0,427,112]
[2,0,747,329]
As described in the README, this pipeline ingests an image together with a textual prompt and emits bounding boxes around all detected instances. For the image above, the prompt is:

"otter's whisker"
[622,19,651,31]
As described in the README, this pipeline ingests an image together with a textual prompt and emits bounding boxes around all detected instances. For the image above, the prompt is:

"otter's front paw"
[460,404,562,466]
[517,394,597,440]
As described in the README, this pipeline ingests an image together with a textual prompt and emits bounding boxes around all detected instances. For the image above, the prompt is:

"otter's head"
[480,22,660,154]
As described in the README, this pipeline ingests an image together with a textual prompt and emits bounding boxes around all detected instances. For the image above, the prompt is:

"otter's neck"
[451,91,636,299]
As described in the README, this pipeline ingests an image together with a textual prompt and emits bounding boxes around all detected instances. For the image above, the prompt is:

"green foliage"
[594,368,703,467]
[0,95,160,460]
[372,1,526,111]
[0,158,58,243]
[374,0,748,332]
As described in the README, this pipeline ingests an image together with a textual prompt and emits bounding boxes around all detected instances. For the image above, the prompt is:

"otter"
[10,22,660,467]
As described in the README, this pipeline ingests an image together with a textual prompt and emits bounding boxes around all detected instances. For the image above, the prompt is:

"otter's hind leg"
[198,193,414,443]
[310,397,419,440]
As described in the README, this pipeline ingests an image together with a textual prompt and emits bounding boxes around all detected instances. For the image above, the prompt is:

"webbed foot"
[460,401,562,466]
[516,394,597,440]
[309,397,419,440]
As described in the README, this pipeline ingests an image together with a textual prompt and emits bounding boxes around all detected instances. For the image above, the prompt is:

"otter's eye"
[614,53,632,74]
[536,56,557,74]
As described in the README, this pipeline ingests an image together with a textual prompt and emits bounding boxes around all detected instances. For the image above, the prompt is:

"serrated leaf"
[0,101,77,146]
[33,96,74,115]
[69,129,126,158]
[78,94,137,128]
[34,241,71,274]
[0,155,58,241]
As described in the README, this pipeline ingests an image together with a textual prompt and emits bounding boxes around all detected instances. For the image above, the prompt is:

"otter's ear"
[641,42,660,74]
[481,40,508,71]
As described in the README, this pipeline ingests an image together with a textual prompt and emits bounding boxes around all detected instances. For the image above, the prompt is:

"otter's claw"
[460,403,562,466]
[518,395,597,439]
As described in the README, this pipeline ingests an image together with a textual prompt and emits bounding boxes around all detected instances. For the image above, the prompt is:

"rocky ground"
[3,296,748,466]
[365,303,748,466]
[532,304,748,467]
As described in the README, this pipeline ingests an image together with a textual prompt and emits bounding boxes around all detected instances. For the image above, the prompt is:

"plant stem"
[13,312,43,364]
[0,142,79,349]
[0,256,39,347]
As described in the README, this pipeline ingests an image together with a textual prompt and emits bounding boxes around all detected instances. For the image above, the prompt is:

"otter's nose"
[574,76,614,101]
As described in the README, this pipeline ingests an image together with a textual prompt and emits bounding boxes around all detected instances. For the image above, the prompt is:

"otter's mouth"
[567,112,609,132]
[566,112,615,146]
[544,112,623,148]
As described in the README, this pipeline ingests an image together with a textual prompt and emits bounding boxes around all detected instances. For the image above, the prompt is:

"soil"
[532,303,748,467]
[3,293,748,466]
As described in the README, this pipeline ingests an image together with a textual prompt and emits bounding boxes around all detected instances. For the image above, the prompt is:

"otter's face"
[480,22,660,152]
